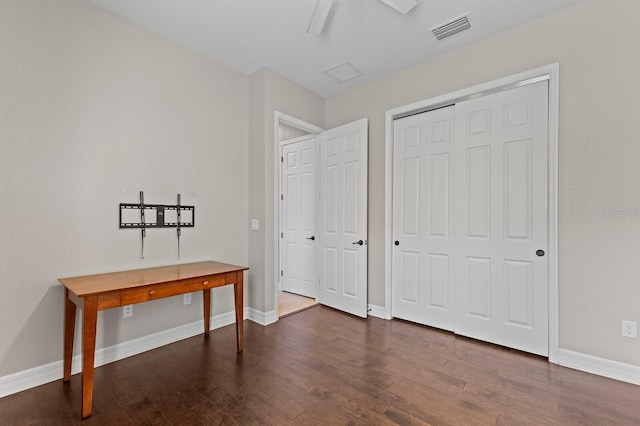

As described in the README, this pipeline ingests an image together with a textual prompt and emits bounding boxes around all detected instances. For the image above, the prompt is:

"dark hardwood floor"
[2,305,640,425]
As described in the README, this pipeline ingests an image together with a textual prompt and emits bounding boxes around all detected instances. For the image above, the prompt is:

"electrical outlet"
[183,293,192,305]
[621,320,637,338]
[123,305,133,318]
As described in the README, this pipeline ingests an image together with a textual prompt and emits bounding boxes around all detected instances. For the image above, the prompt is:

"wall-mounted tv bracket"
[119,191,195,260]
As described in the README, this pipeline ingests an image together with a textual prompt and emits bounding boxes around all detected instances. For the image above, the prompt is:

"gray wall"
[0,0,249,376]
[325,0,640,366]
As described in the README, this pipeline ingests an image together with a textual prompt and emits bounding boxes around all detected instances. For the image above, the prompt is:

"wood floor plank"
[1,390,42,426]
[33,382,76,426]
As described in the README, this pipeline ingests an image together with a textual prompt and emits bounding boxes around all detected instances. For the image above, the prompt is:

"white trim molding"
[384,63,561,360]
[246,307,278,326]
[0,308,259,399]
[559,349,640,386]
[367,304,387,319]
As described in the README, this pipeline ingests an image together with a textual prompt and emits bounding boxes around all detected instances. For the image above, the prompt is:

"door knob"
[394,241,399,246]
[306,236,315,241]
[536,250,545,257]
[352,240,364,246]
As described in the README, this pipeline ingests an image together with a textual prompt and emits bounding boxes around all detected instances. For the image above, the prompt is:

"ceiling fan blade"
[307,0,334,34]
[379,0,417,14]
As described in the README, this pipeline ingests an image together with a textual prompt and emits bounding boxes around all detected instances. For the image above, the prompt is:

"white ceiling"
[82,0,585,97]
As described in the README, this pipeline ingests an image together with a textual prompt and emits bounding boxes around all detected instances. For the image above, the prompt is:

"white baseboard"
[559,349,640,385]
[367,304,387,319]
[246,307,277,326]
[0,309,247,399]
[0,359,63,400]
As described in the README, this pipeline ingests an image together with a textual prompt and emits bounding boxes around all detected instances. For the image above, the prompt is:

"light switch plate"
[251,219,259,231]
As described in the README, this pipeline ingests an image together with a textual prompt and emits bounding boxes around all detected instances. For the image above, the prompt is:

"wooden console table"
[59,261,248,419]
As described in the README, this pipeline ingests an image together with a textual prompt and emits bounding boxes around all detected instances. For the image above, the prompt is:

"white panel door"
[318,119,368,318]
[392,106,455,331]
[281,136,317,298]
[454,81,549,356]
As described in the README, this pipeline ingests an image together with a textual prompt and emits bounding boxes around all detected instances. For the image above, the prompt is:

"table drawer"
[120,275,226,305]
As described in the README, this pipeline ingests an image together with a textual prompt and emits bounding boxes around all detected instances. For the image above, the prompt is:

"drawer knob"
[149,290,156,296]
[203,280,209,287]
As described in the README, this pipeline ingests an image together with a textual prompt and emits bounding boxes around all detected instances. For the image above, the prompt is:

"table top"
[58,261,248,297]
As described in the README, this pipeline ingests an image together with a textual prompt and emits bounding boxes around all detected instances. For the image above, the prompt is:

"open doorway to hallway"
[275,112,324,321]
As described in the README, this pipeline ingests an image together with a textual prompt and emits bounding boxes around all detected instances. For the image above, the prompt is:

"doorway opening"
[274,112,323,319]
[274,112,370,320]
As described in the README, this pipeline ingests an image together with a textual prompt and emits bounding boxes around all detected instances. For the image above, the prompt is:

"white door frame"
[274,111,324,320]
[384,63,560,363]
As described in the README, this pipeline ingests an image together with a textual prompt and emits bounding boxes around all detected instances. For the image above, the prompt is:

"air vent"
[322,62,364,84]
[432,15,471,41]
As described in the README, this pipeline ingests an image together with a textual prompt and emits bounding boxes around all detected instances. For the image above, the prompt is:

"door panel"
[430,153,450,237]
[400,251,419,303]
[428,253,449,309]
[504,260,533,327]
[466,256,491,319]
[392,106,456,331]
[454,81,548,356]
[504,140,533,239]
[467,145,491,238]
[281,136,317,298]
[318,119,368,318]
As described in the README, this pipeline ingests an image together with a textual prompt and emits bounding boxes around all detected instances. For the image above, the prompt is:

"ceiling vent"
[431,15,471,41]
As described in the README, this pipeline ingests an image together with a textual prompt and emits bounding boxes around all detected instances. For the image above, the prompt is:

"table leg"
[234,271,244,352]
[203,288,211,335]
[81,296,98,419]
[63,289,76,382]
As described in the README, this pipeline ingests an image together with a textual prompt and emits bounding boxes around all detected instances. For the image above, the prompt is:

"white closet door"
[454,81,549,356]
[318,119,368,318]
[281,136,317,298]
[392,106,455,331]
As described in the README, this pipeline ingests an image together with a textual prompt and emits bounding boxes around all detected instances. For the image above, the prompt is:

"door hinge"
[281,156,284,163]
[281,194,283,201]
[280,270,283,277]
[281,232,283,238]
